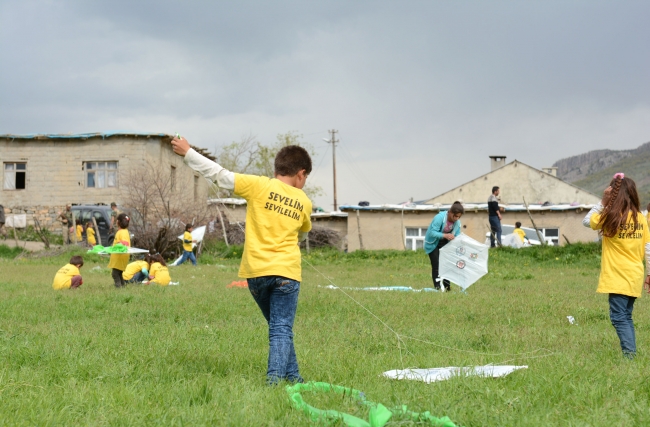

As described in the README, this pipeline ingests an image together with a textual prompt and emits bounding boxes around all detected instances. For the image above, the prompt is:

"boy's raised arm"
[172,136,235,190]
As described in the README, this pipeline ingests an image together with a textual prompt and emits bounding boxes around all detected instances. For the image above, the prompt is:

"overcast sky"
[1,0,649,208]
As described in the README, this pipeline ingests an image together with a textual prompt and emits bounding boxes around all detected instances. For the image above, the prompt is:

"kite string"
[202,177,554,364]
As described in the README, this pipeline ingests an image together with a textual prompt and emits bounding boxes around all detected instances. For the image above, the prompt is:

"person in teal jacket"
[424,202,464,291]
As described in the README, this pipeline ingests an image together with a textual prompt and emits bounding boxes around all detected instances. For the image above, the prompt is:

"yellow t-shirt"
[76,224,83,240]
[107,228,131,271]
[149,262,171,286]
[591,211,650,297]
[183,231,193,252]
[87,228,96,246]
[52,263,80,290]
[123,260,149,280]
[513,228,526,242]
[234,174,312,282]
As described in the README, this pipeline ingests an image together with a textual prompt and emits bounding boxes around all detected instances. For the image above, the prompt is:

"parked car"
[484,224,556,247]
[71,205,115,246]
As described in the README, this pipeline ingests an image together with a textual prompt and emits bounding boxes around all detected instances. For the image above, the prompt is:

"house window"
[405,227,427,251]
[4,162,27,190]
[85,161,118,188]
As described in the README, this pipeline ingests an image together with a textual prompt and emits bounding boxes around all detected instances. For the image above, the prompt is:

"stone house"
[340,156,602,251]
[0,132,213,231]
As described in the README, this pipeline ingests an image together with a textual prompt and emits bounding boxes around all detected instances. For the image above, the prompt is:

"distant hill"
[553,141,650,203]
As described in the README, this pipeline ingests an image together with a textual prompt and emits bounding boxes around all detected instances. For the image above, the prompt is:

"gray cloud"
[1,0,649,208]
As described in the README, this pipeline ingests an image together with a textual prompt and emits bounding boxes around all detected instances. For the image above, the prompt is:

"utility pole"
[328,129,339,211]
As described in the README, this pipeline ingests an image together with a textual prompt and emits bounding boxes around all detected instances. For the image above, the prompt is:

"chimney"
[542,167,557,177]
[489,156,506,171]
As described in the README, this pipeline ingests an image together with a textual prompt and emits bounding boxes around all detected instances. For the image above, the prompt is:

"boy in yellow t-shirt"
[52,255,84,290]
[172,136,312,385]
[123,254,151,284]
[176,224,197,266]
[513,222,526,243]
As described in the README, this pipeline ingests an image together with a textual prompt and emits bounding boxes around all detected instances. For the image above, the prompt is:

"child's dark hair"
[515,221,522,228]
[450,201,464,215]
[185,223,193,231]
[274,145,312,177]
[646,202,650,212]
[143,253,152,264]
[117,213,130,229]
[70,255,84,267]
[598,175,641,238]
[492,186,499,194]
[151,254,167,267]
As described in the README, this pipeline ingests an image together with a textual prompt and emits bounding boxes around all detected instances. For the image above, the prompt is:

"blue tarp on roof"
[0,131,169,140]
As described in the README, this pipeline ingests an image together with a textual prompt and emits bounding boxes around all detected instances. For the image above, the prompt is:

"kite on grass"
[88,244,150,255]
[438,233,489,290]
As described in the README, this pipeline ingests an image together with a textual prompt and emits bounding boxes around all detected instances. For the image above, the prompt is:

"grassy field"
[1,243,650,426]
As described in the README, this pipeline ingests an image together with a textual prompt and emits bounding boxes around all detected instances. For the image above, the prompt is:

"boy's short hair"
[492,186,500,194]
[274,145,312,177]
[185,224,193,231]
[70,255,84,267]
[515,221,522,228]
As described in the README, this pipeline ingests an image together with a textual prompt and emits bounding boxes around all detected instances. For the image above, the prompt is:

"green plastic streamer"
[286,382,456,427]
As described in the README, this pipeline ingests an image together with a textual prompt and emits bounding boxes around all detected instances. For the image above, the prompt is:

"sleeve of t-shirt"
[589,213,603,231]
[184,148,235,190]
[233,173,265,200]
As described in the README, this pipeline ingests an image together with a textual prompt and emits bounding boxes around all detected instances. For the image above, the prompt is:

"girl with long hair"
[424,201,464,292]
[583,173,650,359]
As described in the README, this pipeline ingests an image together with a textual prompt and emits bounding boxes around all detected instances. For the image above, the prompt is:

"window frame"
[3,162,27,190]
[404,227,427,251]
[84,161,119,189]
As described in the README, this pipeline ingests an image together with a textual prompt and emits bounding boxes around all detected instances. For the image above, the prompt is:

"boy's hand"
[171,136,191,156]
[645,275,650,293]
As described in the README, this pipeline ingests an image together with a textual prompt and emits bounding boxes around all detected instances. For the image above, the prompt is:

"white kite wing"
[177,225,206,248]
[438,233,489,290]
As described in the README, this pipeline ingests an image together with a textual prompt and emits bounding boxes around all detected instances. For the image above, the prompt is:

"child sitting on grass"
[148,254,170,286]
[123,254,151,284]
[172,135,312,385]
[52,255,84,290]
[583,173,650,359]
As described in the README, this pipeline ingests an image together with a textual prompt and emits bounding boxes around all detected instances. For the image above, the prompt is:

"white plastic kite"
[439,233,489,290]
[177,225,206,249]
[383,365,527,383]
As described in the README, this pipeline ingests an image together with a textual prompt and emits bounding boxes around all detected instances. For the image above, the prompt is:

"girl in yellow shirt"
[85,222,97,247]
[583,173,650,359]
[148,254,171,286]
[76,223,84,243]
[123,254,151,284]
[107,213,131,288]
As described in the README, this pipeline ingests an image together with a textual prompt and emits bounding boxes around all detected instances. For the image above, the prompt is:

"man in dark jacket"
[488,186,502,247]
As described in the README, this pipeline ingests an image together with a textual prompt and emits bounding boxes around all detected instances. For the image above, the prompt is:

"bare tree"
[121,158,213,257]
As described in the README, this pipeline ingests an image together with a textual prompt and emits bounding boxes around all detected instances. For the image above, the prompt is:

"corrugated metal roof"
[340,203,595,212]
[0,131,169,140]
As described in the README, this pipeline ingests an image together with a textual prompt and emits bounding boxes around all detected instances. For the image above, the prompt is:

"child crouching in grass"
[583,173,650,359]
[123,254,151,284]
[148,254,171,286]
[52,255,84,290]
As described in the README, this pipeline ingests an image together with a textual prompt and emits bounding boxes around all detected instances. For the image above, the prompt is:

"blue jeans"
[177,250,197,266]
[609,294,637,355]
[247,276,302,384]
[126,271,146,284]
[489,215,502,247]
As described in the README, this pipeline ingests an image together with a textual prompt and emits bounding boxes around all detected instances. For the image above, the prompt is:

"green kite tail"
[87,244,128,254]
[285,381,456,427]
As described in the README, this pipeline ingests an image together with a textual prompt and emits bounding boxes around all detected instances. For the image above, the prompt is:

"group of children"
[52,212,171,290]
[73,221,97,246]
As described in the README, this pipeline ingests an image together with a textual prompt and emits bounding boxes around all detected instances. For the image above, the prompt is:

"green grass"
[1,243,650,426]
